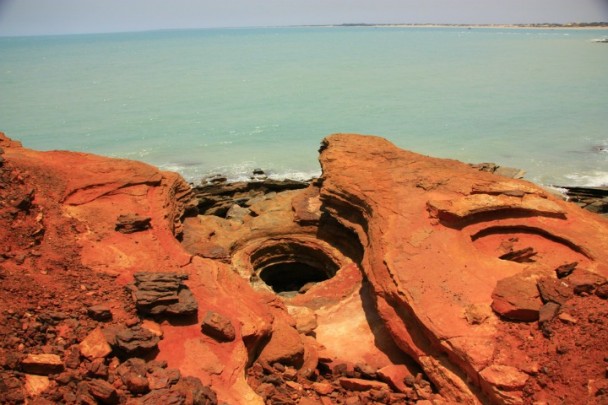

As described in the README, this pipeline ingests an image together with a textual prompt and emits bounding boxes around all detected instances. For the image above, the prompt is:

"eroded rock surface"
[131,272,198,317]
[1,131,607,404]
[317,134,608,404]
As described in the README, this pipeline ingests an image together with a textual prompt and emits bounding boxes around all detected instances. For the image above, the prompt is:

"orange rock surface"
[318,134,608,404]
[1,132,607,404]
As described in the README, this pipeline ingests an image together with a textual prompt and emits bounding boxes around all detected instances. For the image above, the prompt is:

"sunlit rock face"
[1,131,607,404]
[316,134,608,404]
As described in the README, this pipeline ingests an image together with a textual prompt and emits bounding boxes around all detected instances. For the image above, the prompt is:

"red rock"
[491,273,542,322]
[558,312,577,324]
[115,213,151,234]
[538,302,560,324]
[141,319,163,337]
[555,262,577,278]
[339,377,389,392]
[354,363,376,379]
[147,367,180,390]
[377,364,413,393]
[79,327,112,360]
[21,354,64,375]
[317,134,608,403]
[172,376,217,405]
[87,357,109,378]
[24,374,51,397]
[299,335,319,379]
[312,382,334,395]
[286,380,303,392]
[201,311,236,342]
[123,373,149,394]
[117,358,149,395]
[138,388,186,405]
[2,132,608,405]
[479,364,528,391]
[566,269,606,295]
[344,396,361,405]
[87,304,112,321]
[292,186,322,225]
[299,398,323,405]
[537,277,573,304]
[597,283,608,299]
[63,345,81,369]
[258,319,304,368]
[115,326,160,356]
[320,398,333,405]
[86,379,118,404]
[286,305,317,335]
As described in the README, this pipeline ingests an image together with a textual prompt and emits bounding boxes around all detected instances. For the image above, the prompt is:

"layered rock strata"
[317,134,608,404]
[1,132,607,404]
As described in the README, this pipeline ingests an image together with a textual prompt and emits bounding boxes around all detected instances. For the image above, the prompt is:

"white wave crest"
[564,171,608,187]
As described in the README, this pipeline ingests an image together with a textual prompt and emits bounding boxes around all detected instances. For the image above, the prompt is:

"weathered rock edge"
[317,134,608,404]
[2,131,607,405]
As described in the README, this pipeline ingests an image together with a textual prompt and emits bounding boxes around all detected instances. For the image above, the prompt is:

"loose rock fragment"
[115,214,151,234]
[257,320,304,368]
[87,304,112,321]
[596,283,608,299]
[479,364,528,390]
[538,302,560,324]
[377,364,413,393]
[117,358,150,395]
[537,277,572,305]
[312,382,334,395]
[86,379,119,405]
[492,273,542,322]
[201,311,236,342]
[138,388,186,405]
[555,262,577,278]
[131,272,198,317]
[24,374,50,397]
[174,376,218,405]
[80,327,112,360]
[558,312,577,324]
[339,377,390,392]
[499,247,537,263]
[115,326,160,357]
[147,367,181,390]
[567,269,606,295]
[21,354,64,375]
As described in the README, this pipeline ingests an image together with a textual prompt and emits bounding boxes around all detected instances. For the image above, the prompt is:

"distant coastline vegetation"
[325,22,608,28]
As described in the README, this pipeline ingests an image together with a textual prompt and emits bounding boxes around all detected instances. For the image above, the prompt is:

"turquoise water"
[1,27,607,186]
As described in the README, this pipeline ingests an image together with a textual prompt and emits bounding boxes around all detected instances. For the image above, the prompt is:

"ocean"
[1,26,607,186]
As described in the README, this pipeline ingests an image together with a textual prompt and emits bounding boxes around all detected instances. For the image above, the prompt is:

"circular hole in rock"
[250,240,340,294]
[259,262,330,293]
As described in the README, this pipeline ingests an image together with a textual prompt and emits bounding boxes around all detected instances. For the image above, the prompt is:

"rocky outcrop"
[1,131,607,404]
[317,134,608,404]
[0,132,256,404]
[130,272,198,317]
[559,185,608,216]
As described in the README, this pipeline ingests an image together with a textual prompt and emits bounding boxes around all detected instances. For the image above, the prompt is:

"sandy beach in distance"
[319,23,608,30]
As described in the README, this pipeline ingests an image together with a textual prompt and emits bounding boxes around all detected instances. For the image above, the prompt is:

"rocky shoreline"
[195,163,607,220]
[1,132,607,404]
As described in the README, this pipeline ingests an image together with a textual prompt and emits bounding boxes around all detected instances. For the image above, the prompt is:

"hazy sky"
[1,0,607,36]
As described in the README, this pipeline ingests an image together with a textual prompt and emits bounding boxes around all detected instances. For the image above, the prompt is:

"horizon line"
[1,21,607,39]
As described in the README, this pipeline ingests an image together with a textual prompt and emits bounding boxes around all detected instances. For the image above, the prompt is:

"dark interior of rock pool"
[258,261,331,293]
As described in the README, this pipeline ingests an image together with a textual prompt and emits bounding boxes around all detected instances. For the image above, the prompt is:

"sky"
[0,0,607,36]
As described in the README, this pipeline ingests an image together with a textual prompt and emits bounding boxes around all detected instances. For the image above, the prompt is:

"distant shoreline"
[312,23,608,30]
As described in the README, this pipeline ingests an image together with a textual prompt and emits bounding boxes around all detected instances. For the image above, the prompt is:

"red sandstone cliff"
[1,132,607,404]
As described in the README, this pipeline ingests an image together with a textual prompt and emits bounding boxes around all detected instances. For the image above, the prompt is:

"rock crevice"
[2,132,608,404]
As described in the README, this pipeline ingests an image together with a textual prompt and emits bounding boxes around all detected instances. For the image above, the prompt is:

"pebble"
[558,312,577,324]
